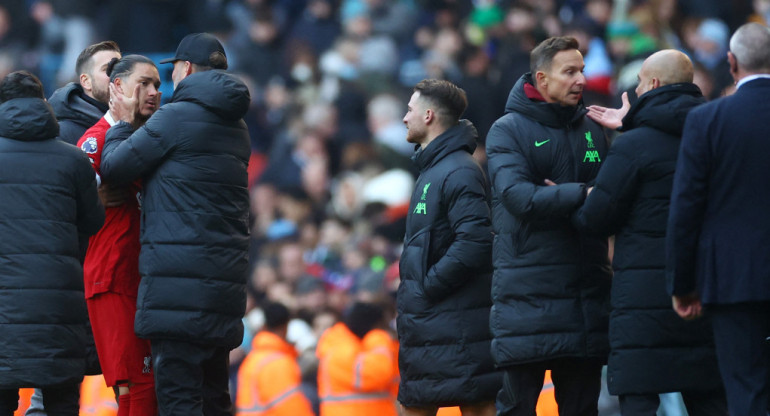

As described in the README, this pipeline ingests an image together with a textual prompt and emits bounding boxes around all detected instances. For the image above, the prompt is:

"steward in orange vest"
[236,303,313,416]
[317,302,398,416]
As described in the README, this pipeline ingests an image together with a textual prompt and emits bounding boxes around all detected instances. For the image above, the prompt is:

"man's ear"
[114,77,124,95]
[184,61,193,76]
[424,108,435,125]
[651,77,660,90]
[535,70,547,88]
[80,73,91,92]
[727,51,739,78]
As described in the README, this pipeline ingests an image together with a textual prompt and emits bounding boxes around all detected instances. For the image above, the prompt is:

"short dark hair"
[0,71,45,102]
[263,302,291,330]
[75,41,121,76]
[192,51,228,72]
[106,54,157,83]
[530,36,580,74]
[413,79,468,126]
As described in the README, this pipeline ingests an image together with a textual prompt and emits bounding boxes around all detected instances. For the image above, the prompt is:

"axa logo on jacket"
[413,182,431,215]
[583,131,601,162]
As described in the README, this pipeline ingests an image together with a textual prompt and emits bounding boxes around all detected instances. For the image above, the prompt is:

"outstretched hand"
[109,82,140,127]
[587,92,630,129]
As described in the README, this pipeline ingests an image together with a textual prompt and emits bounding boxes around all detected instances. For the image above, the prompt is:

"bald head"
[635,49,693,97]
[729,23,770,74]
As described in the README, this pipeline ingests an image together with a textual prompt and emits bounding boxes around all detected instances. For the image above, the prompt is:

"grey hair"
[729,23,770,73]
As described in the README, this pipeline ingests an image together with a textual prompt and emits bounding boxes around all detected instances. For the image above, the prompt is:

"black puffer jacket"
[0,97,104,388]
[101,70,251,348]
[486,74,612,366]
[397,120,500,407]
[573,83,721,395]
[48,82,107,145]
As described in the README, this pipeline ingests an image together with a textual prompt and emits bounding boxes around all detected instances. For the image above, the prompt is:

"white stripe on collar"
[736,74,770,89]
[104,111,118,127]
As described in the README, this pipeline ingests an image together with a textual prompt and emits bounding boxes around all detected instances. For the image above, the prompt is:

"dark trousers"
[0,383,79,416]
[619,389,727,416]
[710,302,770,416]
[496,358,603,416]
[151,339,232,416]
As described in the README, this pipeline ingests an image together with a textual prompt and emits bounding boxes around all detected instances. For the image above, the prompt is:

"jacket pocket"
[513,221,530,256]
[398,227,432,313]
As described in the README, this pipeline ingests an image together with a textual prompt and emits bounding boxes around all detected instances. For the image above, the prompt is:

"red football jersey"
[77,113,142,298]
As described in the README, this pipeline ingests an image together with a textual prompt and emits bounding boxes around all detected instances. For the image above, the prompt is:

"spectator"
[0,70,104,415]
[32,0,97,86]
[316,302,398,416]
[289,0,340,56]
[236,302,314,416]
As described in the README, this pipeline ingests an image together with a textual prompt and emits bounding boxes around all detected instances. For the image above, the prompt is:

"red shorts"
[87,292,154,387]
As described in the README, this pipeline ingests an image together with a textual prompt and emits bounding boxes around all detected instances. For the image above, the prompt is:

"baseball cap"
[160,33,227,67]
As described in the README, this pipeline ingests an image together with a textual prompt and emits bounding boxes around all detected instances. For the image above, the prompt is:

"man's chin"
[135,112,152,124]
[93,92,110,106]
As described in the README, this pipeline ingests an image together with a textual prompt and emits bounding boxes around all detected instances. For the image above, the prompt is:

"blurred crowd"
[2,0,769,413]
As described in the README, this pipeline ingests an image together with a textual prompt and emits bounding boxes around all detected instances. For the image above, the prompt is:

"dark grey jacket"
[397,120,500,407]
[486,74,612,366]
[101,70,251,348]
[48,82,107,145]
[0,97,104,388]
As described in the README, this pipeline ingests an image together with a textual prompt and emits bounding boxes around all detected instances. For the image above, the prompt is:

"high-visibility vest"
[536,370,558,416]
[317,323,398,416]
[79,375,118,416]
[236,331,314,416]
[437,407,461,415]
[13,388,33,416]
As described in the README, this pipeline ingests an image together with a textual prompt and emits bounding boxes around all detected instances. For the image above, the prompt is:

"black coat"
[573,83,722,395]
[0,97,104,388]
[101,70,251,348]
[397,120,500,407]
[486,74,612,366]
[48,82,107,145]
[668,78,770,306]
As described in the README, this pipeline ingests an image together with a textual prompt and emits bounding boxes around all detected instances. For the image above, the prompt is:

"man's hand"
[98,183,131,207]
[544,179,557,186]
[672,292,703,320]
[109,82,140,127]
[587,92,631,129]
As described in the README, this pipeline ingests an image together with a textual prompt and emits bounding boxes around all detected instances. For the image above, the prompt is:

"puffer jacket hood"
[505,73,587,128]
[620,82,705,136]
[171,70,250,121]
[0,98,59,141]
[412,119,477,172]
[48,82,106,126]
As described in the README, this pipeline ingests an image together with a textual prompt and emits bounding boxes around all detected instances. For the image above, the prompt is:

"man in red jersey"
[78,54,161,416]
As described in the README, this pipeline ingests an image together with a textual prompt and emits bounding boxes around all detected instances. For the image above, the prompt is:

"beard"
[134,110,151,125]
[405,126,423,145]
[91,84,110,105]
